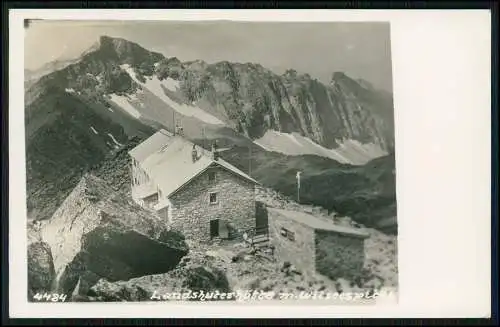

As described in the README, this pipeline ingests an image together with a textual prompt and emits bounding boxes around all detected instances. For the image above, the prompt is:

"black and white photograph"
[24,19,398,303]
[8,8,492,320]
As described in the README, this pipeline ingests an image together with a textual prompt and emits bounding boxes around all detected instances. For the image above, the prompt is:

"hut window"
[280,228,295,241]
[209,192,218,204]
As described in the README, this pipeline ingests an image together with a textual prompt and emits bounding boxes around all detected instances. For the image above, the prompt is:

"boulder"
[90,264,231,302]
[39,174,188,297]
[231,250,249,263]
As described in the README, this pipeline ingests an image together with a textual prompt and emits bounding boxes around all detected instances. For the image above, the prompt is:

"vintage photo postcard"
[23,18,398,304]
[8,9,492,319]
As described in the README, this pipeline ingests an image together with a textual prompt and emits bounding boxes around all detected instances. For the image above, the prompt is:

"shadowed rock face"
[89,264,231,302]
[148,56,393,151]
[27,242,56,298]
[82,227,187,280]
[55,228,189,297]
[37,174,189,298]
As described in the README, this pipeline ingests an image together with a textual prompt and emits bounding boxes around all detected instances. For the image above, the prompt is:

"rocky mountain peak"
[332,71,348,80]
[356,78,375,91]
[331,71,367,94]
[331,71,355,85]
[28,35,394,163]
[98,35,115,45]
[283,69,298,79]
[97,35,141,52]
[80,35,165,68]
[183,59,209,71]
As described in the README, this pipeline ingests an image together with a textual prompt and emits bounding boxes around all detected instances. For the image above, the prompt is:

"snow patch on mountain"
[90,126,99,135]
[120,64,224,125]
[163,78,180,91]
[336,139,388,164]
[285,132,304,147]
[255,130,388,165]
[299,135,352,163]
[109,94,141,119]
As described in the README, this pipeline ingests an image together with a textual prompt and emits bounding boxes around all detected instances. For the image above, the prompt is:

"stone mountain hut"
[268,207,370,280]
[128,129,261,242]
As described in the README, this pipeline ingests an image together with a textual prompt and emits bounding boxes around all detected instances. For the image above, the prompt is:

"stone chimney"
[191,144,198,163]
[211,141,219,161]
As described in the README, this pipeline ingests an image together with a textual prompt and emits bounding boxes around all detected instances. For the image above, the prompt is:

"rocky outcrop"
[90,263,231,302]
[27,241,56,299]
[38,174,188,297]
[160,60,394,151]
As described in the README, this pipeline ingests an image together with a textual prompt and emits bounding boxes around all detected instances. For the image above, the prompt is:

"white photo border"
[9,9,492,319]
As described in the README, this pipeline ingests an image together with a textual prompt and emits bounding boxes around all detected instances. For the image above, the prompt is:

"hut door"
[210,219,219,238]
[255,202,269,235]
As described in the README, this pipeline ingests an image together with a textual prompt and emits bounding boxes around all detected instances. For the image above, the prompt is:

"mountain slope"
[25,57,81,84]
[25,35,396,231]
[25,84,155,222]
[150,56,394,154]
[27,36,394,165]
[219,145,397,233]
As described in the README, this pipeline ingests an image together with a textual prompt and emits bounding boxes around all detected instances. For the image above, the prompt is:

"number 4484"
[32,293,67,302]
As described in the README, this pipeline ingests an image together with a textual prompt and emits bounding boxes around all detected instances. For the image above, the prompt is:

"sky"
[24,20,393,92]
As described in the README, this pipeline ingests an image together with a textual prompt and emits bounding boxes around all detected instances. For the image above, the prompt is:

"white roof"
[268,207,370,238]
[128,129,174,162]
[131,182,157,199]
[129,130,259,199]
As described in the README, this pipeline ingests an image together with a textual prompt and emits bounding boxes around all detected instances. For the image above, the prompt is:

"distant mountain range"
[25,35,397,232]
[28,36,394,158]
